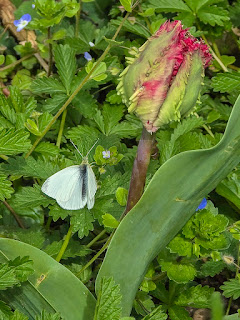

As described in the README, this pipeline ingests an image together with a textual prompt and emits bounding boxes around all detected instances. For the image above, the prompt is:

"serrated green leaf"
[71,210,94,239]
[196,233,229,251]
[175,285,214,308]
[220,279,240,299]
[194,210,229,239]
[13,228,46,249]
[31,77,66,95]
[0,129,31,156]
[35,310,62,320]
[198,6,229,26]
[157,116,204,163]
[111,17,151,39]
[142,306,167,320]
[14,185,54,210]
[10,309,28,320]
[12,70,33,91]
[38,113,53,134]
[0,256,33,290]
[72,92,97,119]
[148,0,191,12]
[34,142,60,157]
[1,156,59,179]
[48,205,70,222]
[42,94,68,113]
[0,300,12,318]
[0,173,14,201]
[94,277,122,320]
[120,0,132,12]
[159,260,196,283]
[51,29,66,41]
[168,235,192,257]
[110,120,141,139]
[168,305,191,320]
[54,44,77,94]
[200,260,225,277]
[43,240,90,260]
[212,72,240,93]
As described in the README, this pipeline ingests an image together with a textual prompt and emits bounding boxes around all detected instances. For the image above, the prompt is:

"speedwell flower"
[14,14,32,32]
[102,150,111,159]
[196,198,207,211]
[84,52,92,61]
[117,20,212,133]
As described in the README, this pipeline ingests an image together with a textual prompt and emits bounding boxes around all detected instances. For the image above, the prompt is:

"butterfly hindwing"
[87,164,97,209]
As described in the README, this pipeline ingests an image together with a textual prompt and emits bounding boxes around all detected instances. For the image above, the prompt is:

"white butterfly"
[41,140,98,210]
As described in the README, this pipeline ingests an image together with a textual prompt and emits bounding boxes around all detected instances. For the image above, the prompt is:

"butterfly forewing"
[41,165,82,202]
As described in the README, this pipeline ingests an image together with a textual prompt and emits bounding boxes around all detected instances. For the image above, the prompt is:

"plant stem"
[87,229,107,248]
[24,11,131,159]
[75,0,82,37]
[226,242,240,315]
[212,41,221,59]
[0,25,9,39]
[200,33,228,72]
[0,53,34,72]
[45,216,52,231]
[56,109,67,148]
[3,201,25,229]
[56,225,73,262]
[47,27,53,77]
[34,53,49,72]
[124,127,155,215]
[76,233,113,276]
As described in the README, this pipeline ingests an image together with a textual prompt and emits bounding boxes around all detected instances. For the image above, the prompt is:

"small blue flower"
[102,150,111,159]
[32,4,35,8]
[84,52,92,61]
[14,14,31,32]
[196,198,207,211]
[89,41,95,47]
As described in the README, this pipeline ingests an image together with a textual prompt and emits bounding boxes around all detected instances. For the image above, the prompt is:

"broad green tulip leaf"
[0,239,96,320]
[96,95,240,316]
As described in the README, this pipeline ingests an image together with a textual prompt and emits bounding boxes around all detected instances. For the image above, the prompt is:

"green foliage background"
[1,0,240,319]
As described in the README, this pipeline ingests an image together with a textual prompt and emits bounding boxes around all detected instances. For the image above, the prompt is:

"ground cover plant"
[1,0,240,319]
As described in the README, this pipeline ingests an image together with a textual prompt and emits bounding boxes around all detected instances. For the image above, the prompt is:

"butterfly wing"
[57,164,88,210]
[41,165,82,202]
[87,164,97,209]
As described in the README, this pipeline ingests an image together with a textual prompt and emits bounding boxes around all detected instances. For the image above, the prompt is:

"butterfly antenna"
[70,139,84,158]
[86,138,99,157]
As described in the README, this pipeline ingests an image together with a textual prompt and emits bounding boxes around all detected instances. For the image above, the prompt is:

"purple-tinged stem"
[124,126,155,215]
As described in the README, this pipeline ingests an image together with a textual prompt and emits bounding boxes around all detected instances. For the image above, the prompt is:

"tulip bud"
[117,20,212,133]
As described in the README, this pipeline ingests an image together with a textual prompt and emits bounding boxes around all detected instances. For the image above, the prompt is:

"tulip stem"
[124,127,155,216]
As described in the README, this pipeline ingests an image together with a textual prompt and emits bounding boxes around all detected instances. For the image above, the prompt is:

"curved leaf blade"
[0,239,96,320]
